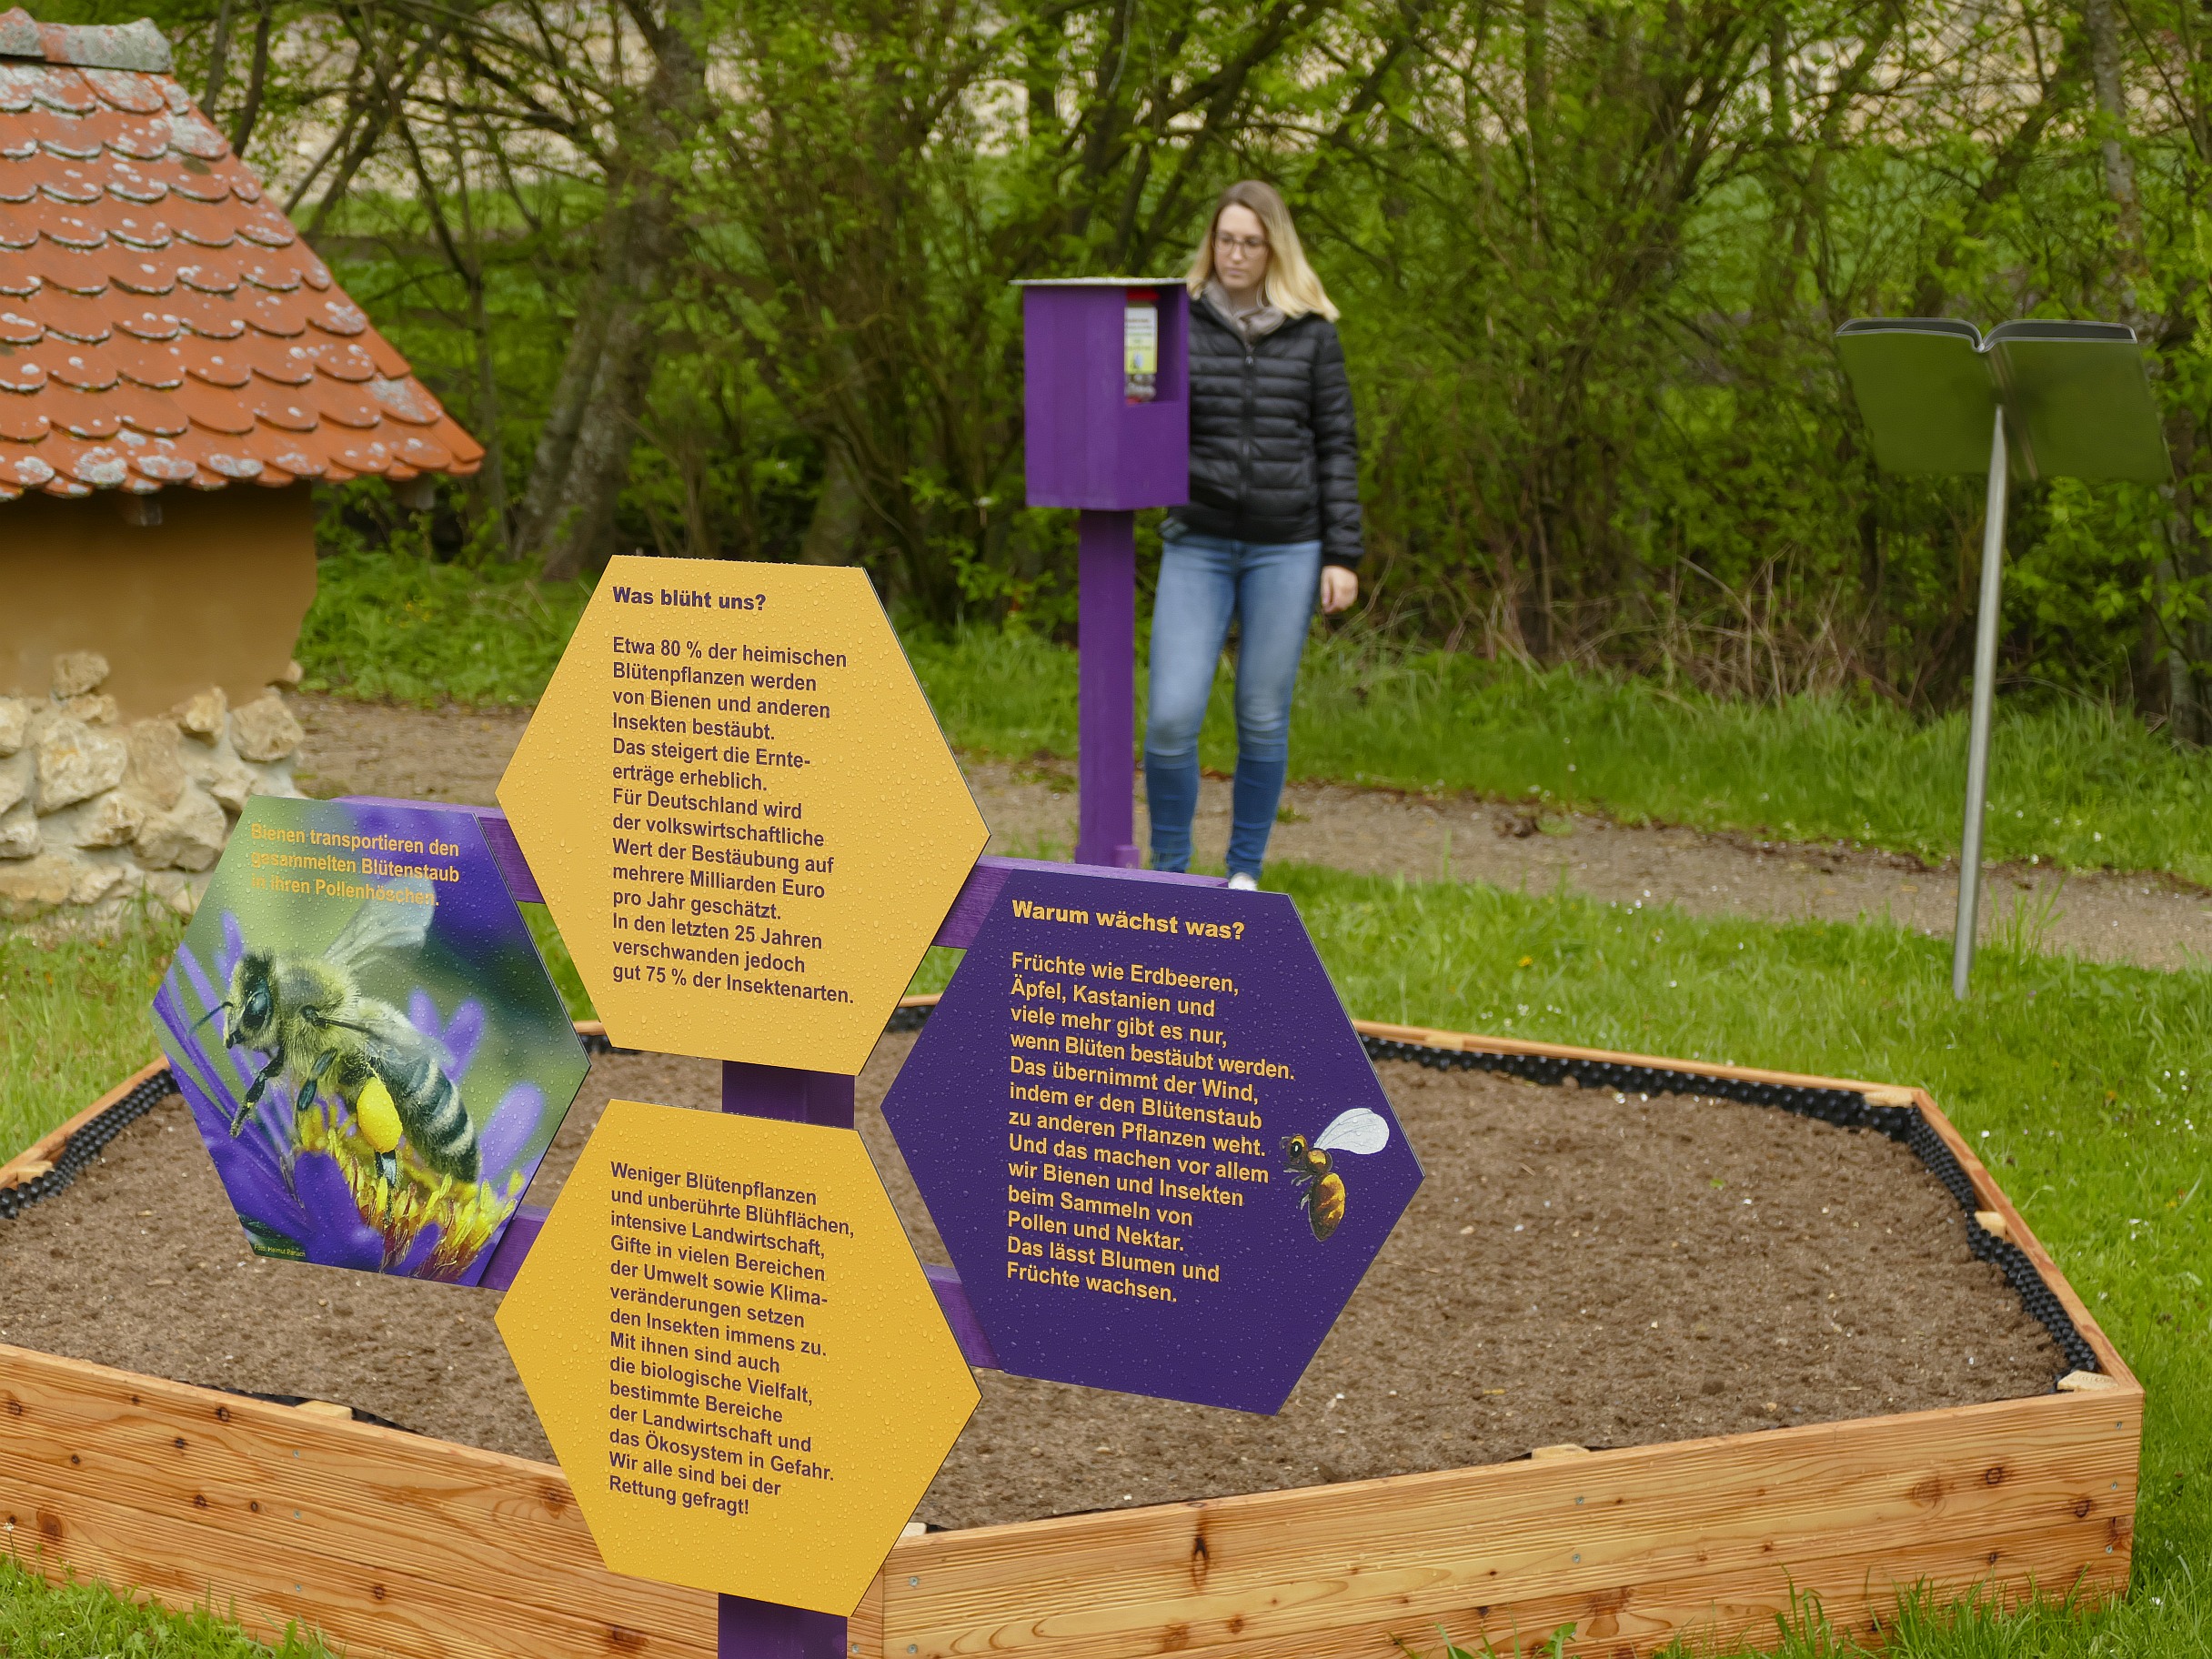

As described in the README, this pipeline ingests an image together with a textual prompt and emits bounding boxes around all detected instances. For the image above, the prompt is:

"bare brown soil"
[295,693,2212,970]
[0,1037,2056,1530]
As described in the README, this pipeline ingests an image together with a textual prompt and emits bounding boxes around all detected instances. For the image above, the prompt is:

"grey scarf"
[1204,279,1286,344]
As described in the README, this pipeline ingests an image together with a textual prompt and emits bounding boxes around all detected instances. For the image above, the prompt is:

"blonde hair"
[1185,180,1339,322]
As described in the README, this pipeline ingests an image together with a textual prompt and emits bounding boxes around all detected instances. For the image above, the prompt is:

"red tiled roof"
[0,9,482,501]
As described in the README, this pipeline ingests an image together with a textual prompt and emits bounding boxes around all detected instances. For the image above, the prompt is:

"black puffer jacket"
[1171,298,1363,568]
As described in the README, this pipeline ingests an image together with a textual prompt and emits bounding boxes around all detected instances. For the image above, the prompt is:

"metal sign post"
[1835,319,2170,997]
[1955,408,2008,1000]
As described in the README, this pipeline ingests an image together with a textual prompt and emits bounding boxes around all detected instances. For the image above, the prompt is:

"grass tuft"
[0,1555,337,1657]
[0,903,185,1162]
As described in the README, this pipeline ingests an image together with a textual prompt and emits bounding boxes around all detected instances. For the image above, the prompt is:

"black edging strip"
[0,1068,175,1222]
[178,1383,418,1436]
[4,1013,2097,1382]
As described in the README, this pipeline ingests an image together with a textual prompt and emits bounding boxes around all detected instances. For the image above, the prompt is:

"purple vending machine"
[1018,278,1190,868]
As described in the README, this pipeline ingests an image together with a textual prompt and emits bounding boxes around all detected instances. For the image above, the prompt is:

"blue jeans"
[1145,530,1321,879]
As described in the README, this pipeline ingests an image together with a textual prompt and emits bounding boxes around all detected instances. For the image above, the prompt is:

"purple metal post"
[719,1057,855,1655]
[720,1062,856,1127]
[718,1597,847,1659]
[1077,508,1140,869]
[1020,281,1189,871]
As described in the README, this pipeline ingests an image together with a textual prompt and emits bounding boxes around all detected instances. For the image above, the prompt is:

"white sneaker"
[1227,871,1259,891]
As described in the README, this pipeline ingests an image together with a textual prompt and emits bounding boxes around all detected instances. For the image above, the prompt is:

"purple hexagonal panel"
[882,868,1421,1413]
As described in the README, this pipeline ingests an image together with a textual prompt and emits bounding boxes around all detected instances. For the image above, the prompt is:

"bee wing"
[349,997,426,1049]
[341,999,455,1091]
[1313,1108,1390,1157]
[324,893,435,970]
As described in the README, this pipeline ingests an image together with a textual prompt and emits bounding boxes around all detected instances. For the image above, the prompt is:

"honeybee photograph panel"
[153,798,590,1283]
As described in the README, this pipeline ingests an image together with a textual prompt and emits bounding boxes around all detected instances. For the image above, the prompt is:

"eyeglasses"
[1213,232,1268,254]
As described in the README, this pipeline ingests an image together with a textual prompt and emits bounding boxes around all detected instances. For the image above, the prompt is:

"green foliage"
[0,1556,337,1657]
[46,0,2212,721]
[295,551,592,708]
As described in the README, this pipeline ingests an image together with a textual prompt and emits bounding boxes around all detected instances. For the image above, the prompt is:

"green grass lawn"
[5,866,2204,1655]
[0,1556,337,1659]
[296,551,2212,883]
[0,904,186,1161]
[913,625,2212,884]
[295,549,590,709]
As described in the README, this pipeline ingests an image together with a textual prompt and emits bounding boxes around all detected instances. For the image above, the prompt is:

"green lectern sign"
[1835,318,2170,1000]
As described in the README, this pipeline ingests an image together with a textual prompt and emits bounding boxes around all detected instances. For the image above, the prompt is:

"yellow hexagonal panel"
[496,1100,979,1614]
[498,556,987,1071]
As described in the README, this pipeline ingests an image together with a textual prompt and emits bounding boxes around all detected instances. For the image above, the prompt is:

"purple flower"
[478,1085,541,1185]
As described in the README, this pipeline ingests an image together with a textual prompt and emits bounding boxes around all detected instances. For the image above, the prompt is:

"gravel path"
[294,694,2212,971]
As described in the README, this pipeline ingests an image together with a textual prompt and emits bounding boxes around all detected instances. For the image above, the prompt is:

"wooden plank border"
[0,1341,714,1658]
[2,1017,2137,1659]
[875,1386,2138,1659]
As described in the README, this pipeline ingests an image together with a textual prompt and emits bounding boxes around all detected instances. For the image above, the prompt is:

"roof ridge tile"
[0,12,172,75]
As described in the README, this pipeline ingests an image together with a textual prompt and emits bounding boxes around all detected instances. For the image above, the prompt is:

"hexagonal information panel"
[498,556,986,1072]
[882,869,1423,1413]
[497,1101,979,1614]
[150,797,588,1283]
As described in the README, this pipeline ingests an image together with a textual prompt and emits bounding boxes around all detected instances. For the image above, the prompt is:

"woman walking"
[1146,179,1362,890]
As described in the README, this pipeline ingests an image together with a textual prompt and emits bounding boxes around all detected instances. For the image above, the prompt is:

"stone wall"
[0,649,304,925]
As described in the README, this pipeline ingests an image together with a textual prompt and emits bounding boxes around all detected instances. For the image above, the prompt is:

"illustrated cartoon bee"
[196,896,479,1194]
[1282,1108,1391,1241]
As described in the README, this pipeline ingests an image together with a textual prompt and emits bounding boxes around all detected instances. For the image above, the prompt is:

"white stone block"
[36,719,129,812]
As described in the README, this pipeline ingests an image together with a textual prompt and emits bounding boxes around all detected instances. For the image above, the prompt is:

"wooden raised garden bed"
[0,1014,2138,1659]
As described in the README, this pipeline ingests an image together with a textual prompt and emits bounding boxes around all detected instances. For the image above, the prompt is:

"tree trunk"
[2084,0,2196,736]
[228,0,274,156]
[535,245,673,579]
[528,0,706,582]
[1523,0,1552,220]
[2161,417,2203,744]
[454,131,512,558]
[515,248,617,551]
[2083,0,2147,325]
[799,440,864,565]
[203,0,236,112]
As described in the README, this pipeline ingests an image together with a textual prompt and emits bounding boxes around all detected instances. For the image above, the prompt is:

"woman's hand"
[1319,565,1359,614]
